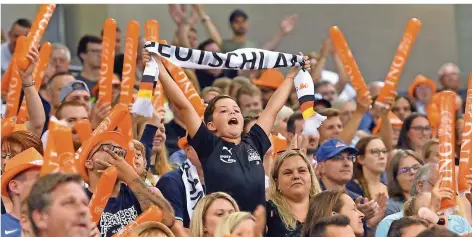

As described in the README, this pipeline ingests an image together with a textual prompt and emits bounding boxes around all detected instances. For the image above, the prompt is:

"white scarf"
[143,42,326,131]
[180,159,204,218]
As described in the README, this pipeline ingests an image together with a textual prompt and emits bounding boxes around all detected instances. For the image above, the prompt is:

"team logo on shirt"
[247,149,261,165]
[220,146,236,164]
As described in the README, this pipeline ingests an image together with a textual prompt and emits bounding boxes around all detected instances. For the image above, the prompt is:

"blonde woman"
[190,192,240,237]
[214,212,256,237]
[267,149,322,237]
[130,221,175,237]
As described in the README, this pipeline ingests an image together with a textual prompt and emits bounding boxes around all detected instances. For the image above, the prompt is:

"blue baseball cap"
[316,138,358,163]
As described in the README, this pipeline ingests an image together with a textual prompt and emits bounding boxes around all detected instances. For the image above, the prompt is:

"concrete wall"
[2,4,469,90]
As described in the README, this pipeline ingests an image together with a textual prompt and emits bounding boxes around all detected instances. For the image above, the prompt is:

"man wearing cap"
[55,100,90,151]
[58,79,112,130]
[157,137,204,236]
[316,138,385,229]
[59,80,92,112]
[1,148,43,237]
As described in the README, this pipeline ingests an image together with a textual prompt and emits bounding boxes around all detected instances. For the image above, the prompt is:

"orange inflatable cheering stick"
[329,26,368,96]
[458,73,472,195]
[435,91,457,215]
[74,119,93,144]
[89,166,118,225]
[132,20,159,117]
[120,20,140,105]
[376,18,422,108]
[4,36,27,118]
[98,18,117,106]
[40,118,60,176]
[160,40,205,117]
[112,205,163,237]
[17,42,52,123]
[16,4,55,71]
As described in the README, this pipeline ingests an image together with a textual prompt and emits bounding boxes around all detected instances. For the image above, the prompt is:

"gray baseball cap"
[59,80,91,103]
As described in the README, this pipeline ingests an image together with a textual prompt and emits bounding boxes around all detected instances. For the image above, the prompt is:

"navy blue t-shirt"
[1,213,21,237]
[85,184,142,237]
[156,168,205,228]
[188,123,271,212]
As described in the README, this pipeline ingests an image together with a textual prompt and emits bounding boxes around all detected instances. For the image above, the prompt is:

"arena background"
[2,4,471,92]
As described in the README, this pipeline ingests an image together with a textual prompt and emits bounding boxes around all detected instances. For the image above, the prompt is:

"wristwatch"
[22,80,35,88]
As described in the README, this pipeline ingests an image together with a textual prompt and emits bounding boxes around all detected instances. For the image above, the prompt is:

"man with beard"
[55,101,90,151]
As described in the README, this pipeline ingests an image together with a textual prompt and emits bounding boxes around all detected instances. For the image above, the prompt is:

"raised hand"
[280,15,298,35]
[356,91,373,113]
[355,196,379,220]
[168,4,187,25]
[19,46,39,79]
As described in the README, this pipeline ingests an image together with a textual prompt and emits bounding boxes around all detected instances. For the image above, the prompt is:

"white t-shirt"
[1,43,12,74]
[321,70,357,101]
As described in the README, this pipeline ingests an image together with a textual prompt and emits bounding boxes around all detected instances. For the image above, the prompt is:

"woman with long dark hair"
[396,113,432,157]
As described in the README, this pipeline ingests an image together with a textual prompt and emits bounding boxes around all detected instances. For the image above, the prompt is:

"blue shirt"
[375,212,472,237]
[1,213,21,237]
[156,168,191,227]
[358,112,375,133]
[169,150,187,166]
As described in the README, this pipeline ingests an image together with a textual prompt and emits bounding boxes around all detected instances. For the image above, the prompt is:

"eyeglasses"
[1,152,16,160]
[90,143,127,158]
[330,154,356,162]
[398,164,422,175]
[410,126,432,133]
[368,148,388,157]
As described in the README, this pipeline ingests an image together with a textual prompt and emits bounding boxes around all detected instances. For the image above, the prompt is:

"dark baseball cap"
[229,9,248,23]
[316,138,358,163]
[59,80,90,103]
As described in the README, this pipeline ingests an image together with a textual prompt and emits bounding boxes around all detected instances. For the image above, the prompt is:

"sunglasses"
[91,143,127,158]
[1,152,16,160]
